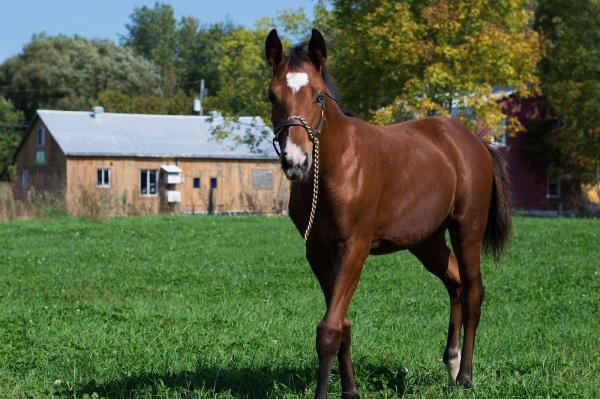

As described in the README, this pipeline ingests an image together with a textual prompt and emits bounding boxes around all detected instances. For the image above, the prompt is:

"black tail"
[483,143,512,261]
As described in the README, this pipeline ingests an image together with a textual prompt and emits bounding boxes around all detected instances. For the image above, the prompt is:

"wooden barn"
[14,107,289,215]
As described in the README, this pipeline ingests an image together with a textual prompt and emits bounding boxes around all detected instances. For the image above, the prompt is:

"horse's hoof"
[341,390,360,399]
[455,374,473,389]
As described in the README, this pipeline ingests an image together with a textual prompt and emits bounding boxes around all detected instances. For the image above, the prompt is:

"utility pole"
[193,79,206,116]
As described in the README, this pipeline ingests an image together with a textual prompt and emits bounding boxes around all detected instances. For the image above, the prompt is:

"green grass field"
[1,215,599,398]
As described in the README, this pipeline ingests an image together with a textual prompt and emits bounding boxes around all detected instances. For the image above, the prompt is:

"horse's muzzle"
[281,152,309,181]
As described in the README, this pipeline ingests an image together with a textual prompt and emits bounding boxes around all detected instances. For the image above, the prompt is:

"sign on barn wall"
[252,169,273,189]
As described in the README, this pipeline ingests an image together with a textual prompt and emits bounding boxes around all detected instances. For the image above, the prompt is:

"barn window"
[252,169,273,189]
[547,168,561,199]
[37,127,46,146]
[97,168,111,187]
[36,151,45,165]
[210,177,218,189]
[141,169,159,196]
[193,178,200,189]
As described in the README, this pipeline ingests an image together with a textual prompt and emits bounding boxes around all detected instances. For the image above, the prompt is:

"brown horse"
[265,29,511,398]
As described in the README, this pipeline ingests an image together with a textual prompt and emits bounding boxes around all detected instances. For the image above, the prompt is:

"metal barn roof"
[36,110,277,160]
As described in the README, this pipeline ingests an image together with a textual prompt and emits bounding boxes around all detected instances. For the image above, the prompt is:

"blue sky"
[0,0,317,63]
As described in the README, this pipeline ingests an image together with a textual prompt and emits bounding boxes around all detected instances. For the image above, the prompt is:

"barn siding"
[14,119,66,198]
[65,157,288,215]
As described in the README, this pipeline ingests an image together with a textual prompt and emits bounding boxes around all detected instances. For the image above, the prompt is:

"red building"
[500,96,582,215]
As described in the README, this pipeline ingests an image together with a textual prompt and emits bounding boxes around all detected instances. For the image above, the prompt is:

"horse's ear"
[265,29,283,70]
[308,29,327,69]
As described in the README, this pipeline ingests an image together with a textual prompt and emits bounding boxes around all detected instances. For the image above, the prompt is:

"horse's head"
[265,29,329,181]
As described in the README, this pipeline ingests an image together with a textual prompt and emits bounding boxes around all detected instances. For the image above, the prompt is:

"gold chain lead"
[304,136,319,241]
[275,97,329,241]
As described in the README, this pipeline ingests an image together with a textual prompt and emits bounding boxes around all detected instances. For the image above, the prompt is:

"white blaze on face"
[286,72,309,94]
[447,352,461,385]
[285,136,307,165]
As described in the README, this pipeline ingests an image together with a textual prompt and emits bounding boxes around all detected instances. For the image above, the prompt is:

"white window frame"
[97,168,111,188]
[37,127,46,147]
[546,169,561,199]
[140,169,159,196]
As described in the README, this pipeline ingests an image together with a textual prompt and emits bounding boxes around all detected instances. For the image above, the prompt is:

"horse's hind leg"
[448,218,485,388]
[410,229,462,384]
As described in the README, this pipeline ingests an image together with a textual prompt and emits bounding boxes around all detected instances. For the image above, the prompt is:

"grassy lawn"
[0,215,599,398]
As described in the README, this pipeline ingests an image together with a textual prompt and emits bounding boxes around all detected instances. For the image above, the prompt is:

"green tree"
[177,20,235,96]
[122,2,178,94]
[122,3,235,97]
[0,97,25,180]
[205,21,273,119]
[204,8,320,120]
[0,34,162,119]
[326,0,541,135]
[536,0,600,183]
[273,7,312,39]
[96,89,193,115]
[121,3,315,120]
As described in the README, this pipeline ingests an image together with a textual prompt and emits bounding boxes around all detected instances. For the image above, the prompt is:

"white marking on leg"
[447,352,461,385]
[285,136,307,165]
[286,72,309,94]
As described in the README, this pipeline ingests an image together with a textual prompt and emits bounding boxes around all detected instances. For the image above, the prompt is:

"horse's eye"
[267,90,276,103]
[316,94,324,104]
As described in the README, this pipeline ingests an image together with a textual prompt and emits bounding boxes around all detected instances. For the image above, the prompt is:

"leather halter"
[271,91,337,241]
[271,91,337,156]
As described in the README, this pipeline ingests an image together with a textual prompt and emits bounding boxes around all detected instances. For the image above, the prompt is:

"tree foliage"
[122,2,234,97]
[326,0,541,135]
[121,3,311,121]
[204,21,273,119]
[96,90,193,115]
[203,7,331,121]
[0,34,162,120]
[0,97,25,180]
[177,19,234,97]
[535,0,600,183]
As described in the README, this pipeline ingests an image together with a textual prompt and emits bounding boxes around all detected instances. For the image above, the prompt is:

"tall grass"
[0,183,65,220]
[0,184,160,221]
[72,189,157,220]
[1,184,286,222]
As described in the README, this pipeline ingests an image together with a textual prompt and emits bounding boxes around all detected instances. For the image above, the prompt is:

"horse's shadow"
[75,362,408,398]
[76,363,313,398]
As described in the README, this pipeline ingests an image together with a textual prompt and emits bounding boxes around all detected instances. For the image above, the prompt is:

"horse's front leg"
[338,318,360,399]
[316,318,359,399]
[309,237,369,399]
[307,242,360,398]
